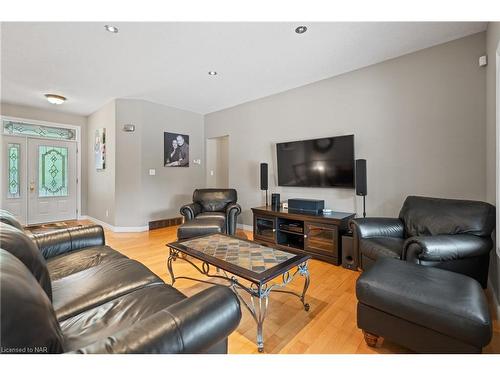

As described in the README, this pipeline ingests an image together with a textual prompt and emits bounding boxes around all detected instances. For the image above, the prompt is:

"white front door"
[1,135,28,224]
[27,138,77,225]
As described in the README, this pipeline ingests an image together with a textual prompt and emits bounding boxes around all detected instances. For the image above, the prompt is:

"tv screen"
[276,135,354,188]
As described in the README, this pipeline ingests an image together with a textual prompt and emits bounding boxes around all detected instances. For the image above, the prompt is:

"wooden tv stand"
[251,206,356,265]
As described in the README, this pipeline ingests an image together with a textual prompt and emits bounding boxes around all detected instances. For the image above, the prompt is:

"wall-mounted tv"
[276,135,355,188]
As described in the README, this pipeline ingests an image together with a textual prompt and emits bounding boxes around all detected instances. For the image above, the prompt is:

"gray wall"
[0,102,88,215]
[86,100,116,223]
[486,23,500,303]
[114,99,205,227]
[205,32,487,226]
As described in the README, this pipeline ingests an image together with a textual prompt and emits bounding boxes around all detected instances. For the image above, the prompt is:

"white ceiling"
[1,22,487,116]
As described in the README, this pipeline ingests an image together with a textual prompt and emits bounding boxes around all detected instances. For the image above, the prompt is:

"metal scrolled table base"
[167,248,310,352]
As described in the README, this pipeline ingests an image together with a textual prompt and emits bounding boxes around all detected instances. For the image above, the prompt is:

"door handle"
[29,182,35,192]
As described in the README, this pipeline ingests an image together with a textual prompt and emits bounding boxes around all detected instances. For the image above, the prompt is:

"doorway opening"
[206,135,229,188]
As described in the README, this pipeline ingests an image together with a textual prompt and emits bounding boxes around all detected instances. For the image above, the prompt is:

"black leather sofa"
[0,211,242,354]
[349,196,495,287]
[179,189,242,238]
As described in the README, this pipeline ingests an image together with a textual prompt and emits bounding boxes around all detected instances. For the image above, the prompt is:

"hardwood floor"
[85,221,500,354]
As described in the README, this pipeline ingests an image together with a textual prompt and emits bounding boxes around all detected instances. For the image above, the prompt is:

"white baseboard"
[237,223,253,232]
[79,215,149,233]
[488,279,500,320]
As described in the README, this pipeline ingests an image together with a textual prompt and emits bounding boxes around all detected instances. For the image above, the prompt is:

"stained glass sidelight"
[3,120,75,140]
[38,146,68,197]
[7,143,20,198]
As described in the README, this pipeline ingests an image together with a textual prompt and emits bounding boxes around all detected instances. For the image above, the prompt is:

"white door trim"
[0,115,82,221]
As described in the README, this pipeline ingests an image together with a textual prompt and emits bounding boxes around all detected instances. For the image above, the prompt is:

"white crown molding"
[79,215,148,233]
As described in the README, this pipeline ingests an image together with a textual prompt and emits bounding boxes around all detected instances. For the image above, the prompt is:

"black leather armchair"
[0,212,242,354]
[350,196,495,287]
[180,189,242,235]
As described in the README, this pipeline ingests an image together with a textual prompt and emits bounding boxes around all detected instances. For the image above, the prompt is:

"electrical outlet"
[105,209,109,217]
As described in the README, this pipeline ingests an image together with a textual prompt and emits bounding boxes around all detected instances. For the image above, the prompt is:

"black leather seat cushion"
[52,258,163,321]
[196,212,227,221]
[0,249,64,353]
[356,258,492,348]
[60,284,186,351]
[47,245,126,280]
[0,223,53,301]
[359,237,404,261]
[177,218,225,240]
[0,209,24,230]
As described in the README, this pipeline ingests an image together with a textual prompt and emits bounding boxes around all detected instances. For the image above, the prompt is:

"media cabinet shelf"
[252,206,356,265]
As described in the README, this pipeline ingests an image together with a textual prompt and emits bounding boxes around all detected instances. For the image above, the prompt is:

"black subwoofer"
[341,234,358,271]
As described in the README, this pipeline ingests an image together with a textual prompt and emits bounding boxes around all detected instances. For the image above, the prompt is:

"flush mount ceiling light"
[295,26,308,34]
[208,71,218,76]
[44,94,67,105]
[104,25,119,33]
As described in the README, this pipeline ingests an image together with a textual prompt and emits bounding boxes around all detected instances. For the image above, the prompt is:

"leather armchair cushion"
[0,209,24,231]
[193,189,237,212]
[0,249,64,354]
[196,212,227,221]
[399,196,495,237]
[46,245,127,280]
[71,285,241,354]
[356,258,492,348]
[60,284,186,351]
[402,234,493,262]
[31,225,106,260]
[359,237,404,261]
[0,223,53,301]
[52,258,163,321]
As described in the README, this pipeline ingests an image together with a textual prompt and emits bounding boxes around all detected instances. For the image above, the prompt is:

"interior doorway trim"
[1,115,82,223]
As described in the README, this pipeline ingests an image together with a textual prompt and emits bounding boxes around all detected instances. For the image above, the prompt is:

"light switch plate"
[193,159,202,165]
[149,169,156,176]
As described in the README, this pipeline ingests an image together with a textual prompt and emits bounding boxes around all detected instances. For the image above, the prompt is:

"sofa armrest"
[402,234,493,262]
[349,218,404,239]
[31,225,105,260]
[71,285,242,354]
[226,203,242,235]
[180,202,202,221]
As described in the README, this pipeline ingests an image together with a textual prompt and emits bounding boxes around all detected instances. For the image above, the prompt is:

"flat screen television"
[276,135,355,188]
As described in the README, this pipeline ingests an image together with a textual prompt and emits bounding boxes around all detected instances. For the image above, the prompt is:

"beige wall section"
[115,99,205,227]
[86,100,116,224]
[206,135,229,188]
[0,102,88,215]
[486,23,500,303]
[205,32,487,227]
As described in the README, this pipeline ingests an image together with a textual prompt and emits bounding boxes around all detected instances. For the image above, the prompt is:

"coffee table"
[166,233,311,352]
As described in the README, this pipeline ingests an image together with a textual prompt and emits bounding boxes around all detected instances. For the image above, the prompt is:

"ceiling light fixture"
[44,94,67,105]
[295,26,308,34]
[104,25,119,33]
[208,71,218,76]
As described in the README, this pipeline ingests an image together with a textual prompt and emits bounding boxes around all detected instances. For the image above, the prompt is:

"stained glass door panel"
[1,136,27,224]
[28,139,76,225]
[38,145,68,197]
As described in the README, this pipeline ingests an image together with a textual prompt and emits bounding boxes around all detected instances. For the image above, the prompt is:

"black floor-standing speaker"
[260,163,269,206]
[355,159,367,218]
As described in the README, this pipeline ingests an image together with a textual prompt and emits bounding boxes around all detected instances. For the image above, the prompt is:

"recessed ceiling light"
[104,25,119,33]
[295,26,308,34]
[45,94,67,105]
[208,71,218,76]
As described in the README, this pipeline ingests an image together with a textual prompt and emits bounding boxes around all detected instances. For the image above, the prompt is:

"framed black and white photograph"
[164,132,189,167]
